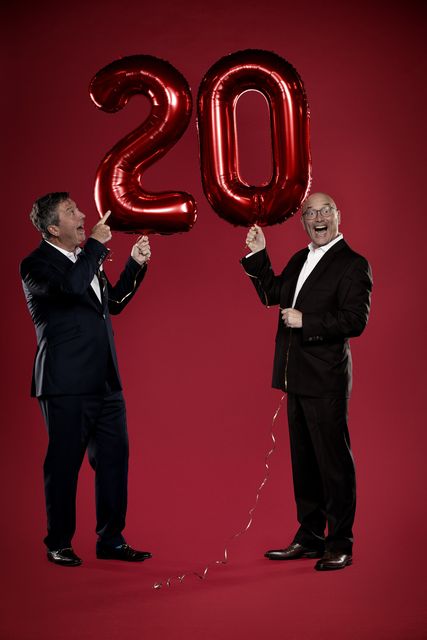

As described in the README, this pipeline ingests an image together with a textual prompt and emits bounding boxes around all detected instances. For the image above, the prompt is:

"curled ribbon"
[153,394,285,590]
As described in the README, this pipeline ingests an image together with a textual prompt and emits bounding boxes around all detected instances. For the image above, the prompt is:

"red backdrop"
[2,1,426,639]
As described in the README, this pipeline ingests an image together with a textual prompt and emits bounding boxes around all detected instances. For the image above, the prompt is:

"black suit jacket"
[20,238,147,397]
[241,240,373,397]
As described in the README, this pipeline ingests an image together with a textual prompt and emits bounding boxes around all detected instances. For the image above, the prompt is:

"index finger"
[99,210,111,224]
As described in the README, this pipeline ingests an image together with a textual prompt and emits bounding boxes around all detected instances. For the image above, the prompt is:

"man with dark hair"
[20,192,152,566]
[242,192,372,571]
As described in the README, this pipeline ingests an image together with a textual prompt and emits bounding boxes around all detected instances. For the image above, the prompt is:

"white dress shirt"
[291,234,343,307]
[45,241,102,302]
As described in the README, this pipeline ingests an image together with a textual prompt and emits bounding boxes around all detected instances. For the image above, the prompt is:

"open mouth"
[77,225,85,232]
[314,224,327,233]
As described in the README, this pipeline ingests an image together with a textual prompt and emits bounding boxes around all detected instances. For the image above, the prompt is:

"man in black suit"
[20,192,152,566]
[242,192,372,571]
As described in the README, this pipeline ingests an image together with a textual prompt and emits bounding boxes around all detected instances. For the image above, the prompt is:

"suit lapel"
[281,250,308,308]
[98,269,108,310]
[294,239,347,307]
[87,282,103,309]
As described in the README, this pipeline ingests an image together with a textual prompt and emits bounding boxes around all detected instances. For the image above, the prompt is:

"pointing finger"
[99,210,111,224]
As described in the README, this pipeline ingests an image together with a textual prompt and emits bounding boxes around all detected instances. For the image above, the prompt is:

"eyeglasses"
[302,205,336,219]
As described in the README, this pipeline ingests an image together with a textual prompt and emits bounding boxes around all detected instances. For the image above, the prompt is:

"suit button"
[103,313,106,319]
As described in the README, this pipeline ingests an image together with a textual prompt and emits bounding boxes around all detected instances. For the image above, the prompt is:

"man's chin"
[311,233,331,247]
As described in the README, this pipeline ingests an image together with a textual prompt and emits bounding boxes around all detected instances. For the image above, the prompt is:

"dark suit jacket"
[20,238,147,397]
[241,240,373,397]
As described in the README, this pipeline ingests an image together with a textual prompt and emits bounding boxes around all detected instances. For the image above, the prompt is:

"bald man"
[242,193,372,571]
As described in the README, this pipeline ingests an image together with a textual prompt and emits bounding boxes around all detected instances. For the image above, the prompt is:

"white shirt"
[45,241,102,302]
[291,234,343,307]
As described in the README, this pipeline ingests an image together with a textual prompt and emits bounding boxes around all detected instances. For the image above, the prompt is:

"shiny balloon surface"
[90,55,197,234]
[197,49,311,227]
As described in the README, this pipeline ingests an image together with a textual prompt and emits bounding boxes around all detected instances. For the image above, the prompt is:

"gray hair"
[30,192,69,239]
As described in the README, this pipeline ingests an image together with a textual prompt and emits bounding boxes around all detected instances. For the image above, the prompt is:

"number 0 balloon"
[90,55,197,234]
[197,49,312,227]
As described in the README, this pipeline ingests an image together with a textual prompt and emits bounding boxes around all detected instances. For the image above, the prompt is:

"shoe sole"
[265,551,323,560]
[47,557,82,567]
[96,558,147,562]
[96,554,149,561]
[314,558,353,571]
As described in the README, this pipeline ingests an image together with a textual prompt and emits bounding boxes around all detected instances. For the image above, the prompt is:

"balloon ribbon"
[153,394,285,589]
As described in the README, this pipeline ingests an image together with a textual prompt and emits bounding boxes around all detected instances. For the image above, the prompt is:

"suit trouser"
[39,389,128,551]
[287,394,355,554]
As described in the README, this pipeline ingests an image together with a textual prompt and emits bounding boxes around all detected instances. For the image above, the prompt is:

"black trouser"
[287,394,355,554]
[39,389,128,551]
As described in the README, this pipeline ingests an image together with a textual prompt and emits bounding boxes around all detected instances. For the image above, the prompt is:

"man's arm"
[107,236,151,314]
[20,211,113,298]
[241,225,283,307]
[20,238,109,298]
[301,256,373,343]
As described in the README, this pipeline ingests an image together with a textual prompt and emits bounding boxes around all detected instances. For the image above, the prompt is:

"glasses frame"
[302,205,337,219]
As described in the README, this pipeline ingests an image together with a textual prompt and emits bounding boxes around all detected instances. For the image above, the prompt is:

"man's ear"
[337,210,341,224]
[47,224,60,237]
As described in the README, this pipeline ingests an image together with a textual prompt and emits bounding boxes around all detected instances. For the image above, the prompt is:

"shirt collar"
[308,233,343,255]
[45,240,82,260]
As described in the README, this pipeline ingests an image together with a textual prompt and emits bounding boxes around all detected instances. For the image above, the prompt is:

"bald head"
[301,192,341,249]
[302,192,337,214]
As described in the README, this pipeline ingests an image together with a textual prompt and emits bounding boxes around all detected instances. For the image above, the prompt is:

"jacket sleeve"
[20,238,108,298]
[107,257,147,315]
[240,249,283,307]
[302,256,373,343]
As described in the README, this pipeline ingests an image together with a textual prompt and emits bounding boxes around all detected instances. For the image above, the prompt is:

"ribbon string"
[153,394,285,590]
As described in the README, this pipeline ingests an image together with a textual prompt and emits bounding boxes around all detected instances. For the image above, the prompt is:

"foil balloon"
[90,55,197,234]
[197,49,311,227]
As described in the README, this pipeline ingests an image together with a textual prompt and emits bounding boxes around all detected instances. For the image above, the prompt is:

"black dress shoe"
[265,542,323,560]
[47,548,82,566]
[96,543,152,562]
[314,551,352,571]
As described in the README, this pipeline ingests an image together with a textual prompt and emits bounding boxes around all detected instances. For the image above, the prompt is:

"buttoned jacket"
[20,238,146,397]
[241,240,373,397]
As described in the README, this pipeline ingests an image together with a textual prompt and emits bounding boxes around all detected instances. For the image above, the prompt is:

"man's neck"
[46,237,79,254]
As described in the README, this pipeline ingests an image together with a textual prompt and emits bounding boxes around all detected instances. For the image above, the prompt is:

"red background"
[2,1,426,638]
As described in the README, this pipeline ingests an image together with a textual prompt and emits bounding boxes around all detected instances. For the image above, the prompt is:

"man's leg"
[299,396,355,554]
[287,394,326,550]
[87,390,129,548]
[39,395,92,551]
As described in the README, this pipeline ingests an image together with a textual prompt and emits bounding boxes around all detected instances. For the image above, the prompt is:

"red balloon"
[197,49,312,227]
[90,55,197,234]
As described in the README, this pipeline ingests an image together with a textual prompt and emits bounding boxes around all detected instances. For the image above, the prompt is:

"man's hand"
[131,235,151,265]
[281,308,303,328]
[246,224,266,253]
[91,211,112,244]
